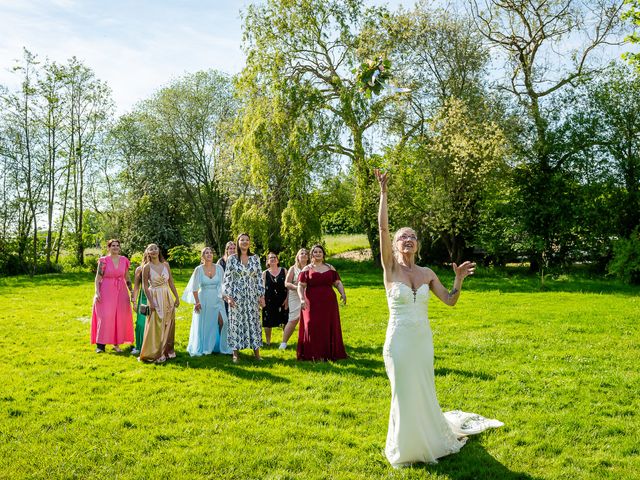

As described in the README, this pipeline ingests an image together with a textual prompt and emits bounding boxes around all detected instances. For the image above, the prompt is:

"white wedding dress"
[383,282,503,467]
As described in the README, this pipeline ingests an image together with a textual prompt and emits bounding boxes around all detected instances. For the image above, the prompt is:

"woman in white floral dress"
[222,233,265,363]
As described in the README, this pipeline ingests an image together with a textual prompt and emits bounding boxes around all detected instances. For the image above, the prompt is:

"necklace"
[398,262,418,302]
[203,264,215,278]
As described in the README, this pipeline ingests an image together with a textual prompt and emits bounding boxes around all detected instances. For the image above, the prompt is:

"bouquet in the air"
[354,57,392,97]
[354,57,410,98]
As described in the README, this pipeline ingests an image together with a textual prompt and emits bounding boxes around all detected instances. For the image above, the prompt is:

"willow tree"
[232,82,330,257]
[240,0,401,261]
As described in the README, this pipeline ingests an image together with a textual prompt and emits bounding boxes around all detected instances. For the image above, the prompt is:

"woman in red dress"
[296,244,347,361]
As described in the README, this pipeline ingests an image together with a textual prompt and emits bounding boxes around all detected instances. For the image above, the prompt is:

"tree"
[390,98,508,264]
[623,0,640,66]
[65,57,113,265]
[38,60,68,267]
[234,73,332,256]
[149,70,235,255]
[0,49,45,274]
[564,63,640,244]
[110,70,234,256]
[469,0,626,269]
[382,2,490,118]
[241,0,404,262]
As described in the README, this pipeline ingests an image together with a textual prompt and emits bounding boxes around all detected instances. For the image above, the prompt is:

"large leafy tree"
[390,98,508,264]
[241,0,405,262]
[566,64,640,237]
[470,0,626,269]
[109,70,235,256]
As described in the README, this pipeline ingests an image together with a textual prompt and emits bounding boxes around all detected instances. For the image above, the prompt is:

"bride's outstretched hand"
[374,168,388,192]
[453,261,476,279]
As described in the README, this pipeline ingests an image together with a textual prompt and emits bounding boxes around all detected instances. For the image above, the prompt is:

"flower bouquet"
[354,57,392,98]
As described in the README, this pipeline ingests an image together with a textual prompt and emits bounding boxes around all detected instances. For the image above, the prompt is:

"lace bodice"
[385,282,430,330]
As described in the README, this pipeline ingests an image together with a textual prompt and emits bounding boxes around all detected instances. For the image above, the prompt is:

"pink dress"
[91,256,134,345]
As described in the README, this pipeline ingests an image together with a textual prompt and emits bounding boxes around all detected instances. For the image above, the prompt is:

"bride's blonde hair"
[392,227,420,263]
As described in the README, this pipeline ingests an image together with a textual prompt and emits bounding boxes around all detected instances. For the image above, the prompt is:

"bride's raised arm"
[375,169,394,273]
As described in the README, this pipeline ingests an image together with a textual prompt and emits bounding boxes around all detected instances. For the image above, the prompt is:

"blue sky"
[0,0,408,114]
[0,0,256,112]
[0,1,631,115]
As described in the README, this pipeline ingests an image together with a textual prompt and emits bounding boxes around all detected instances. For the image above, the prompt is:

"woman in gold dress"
[139,244,180,363]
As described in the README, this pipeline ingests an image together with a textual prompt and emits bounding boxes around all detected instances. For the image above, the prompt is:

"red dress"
[297,268,347,361]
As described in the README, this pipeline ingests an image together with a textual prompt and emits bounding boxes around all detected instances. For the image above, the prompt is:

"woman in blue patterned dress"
[222,233,265,363]
[183,247,231,356]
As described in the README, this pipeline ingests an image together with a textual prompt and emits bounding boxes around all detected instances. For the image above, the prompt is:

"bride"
[375,169,502,468]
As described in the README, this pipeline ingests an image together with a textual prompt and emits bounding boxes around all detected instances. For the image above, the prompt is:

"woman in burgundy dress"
[297,244,347,361]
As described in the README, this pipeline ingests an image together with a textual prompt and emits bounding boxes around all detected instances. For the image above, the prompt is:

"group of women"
[90,235,348,364]
[92,240,181,363]
[90,169,503,467]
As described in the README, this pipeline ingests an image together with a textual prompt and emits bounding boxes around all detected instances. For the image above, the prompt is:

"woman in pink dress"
[91,239,135,353]
[297,244,347,361]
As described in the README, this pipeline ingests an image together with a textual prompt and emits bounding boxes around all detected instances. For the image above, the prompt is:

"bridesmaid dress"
[383,282,503,467]
[262,267,288,328]
[139,265,176,362]
[134,288,148,352]
[222,254,264,351]
[297,268,347,361]
[183,264,231,356]
[91,256,134,346]
[287,265,302,322]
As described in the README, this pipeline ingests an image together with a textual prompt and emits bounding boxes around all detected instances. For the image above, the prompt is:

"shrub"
[167,245,200,268]
[321,209,361,235]
[608,228,640,284]
[129,252,144,267]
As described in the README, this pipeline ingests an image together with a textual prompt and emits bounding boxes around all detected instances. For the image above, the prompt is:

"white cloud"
[0,0,248,114]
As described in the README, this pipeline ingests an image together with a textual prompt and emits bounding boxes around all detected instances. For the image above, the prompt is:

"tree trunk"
[55,158,71,264]
[351,129,380,267]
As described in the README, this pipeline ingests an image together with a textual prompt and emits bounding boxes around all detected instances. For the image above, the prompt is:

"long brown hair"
[236,233,253,257]
[309,244,327,265]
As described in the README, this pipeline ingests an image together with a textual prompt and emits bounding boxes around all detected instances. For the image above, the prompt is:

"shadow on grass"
[156,344,495,384]
[415,438,538,480]
[348,345,496,381]
[158,345,389,381]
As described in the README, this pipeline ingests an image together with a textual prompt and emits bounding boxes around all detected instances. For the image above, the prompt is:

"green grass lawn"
[0,262,638,479]
[323,234,370,256]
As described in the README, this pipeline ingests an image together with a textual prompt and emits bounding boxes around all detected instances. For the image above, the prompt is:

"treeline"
[1,0,639,282]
